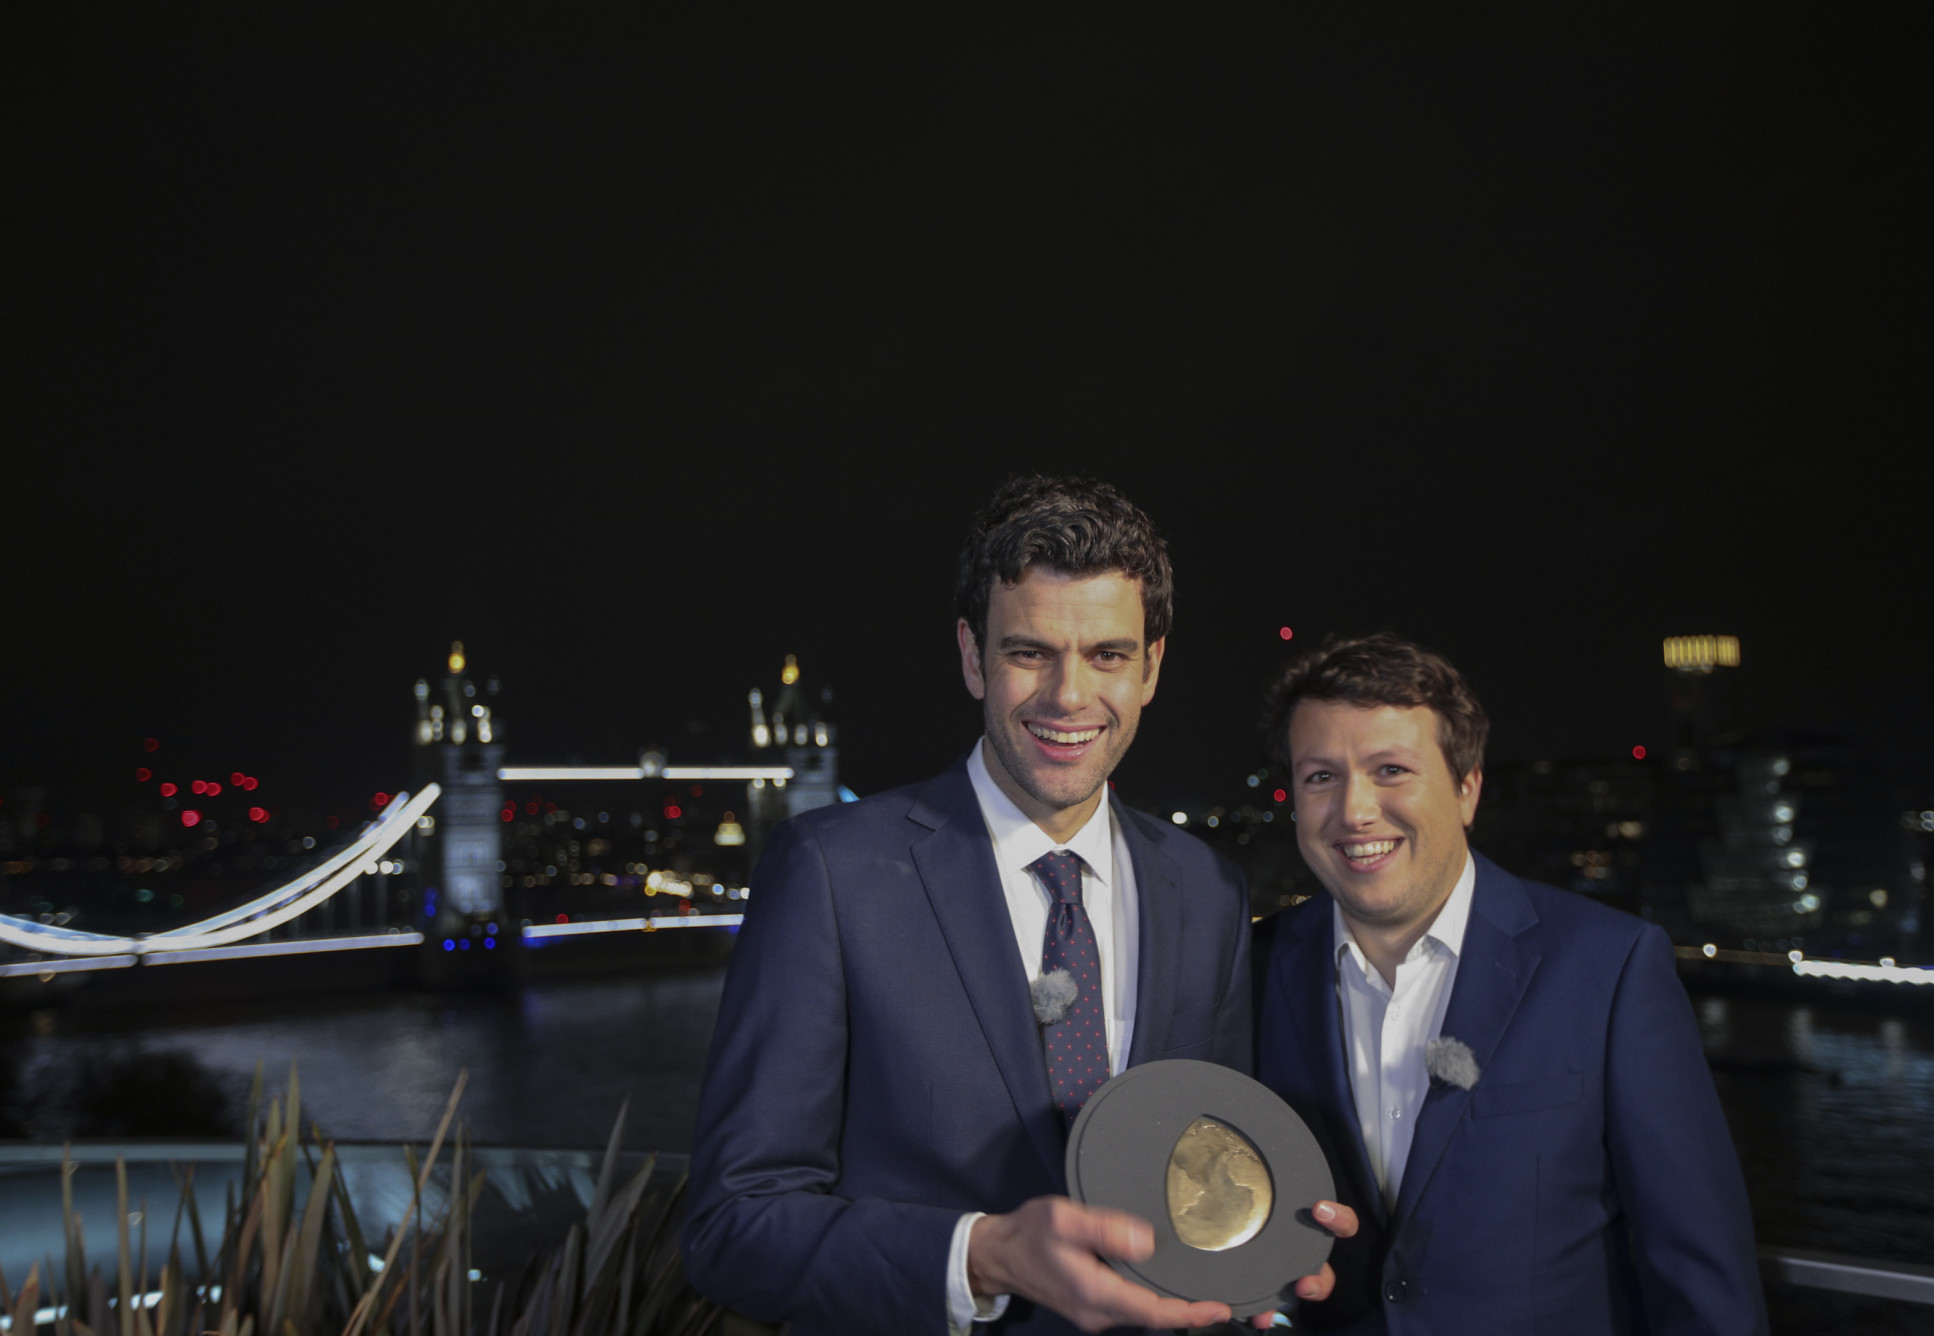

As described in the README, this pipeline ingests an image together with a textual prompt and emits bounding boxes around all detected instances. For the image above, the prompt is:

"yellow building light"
[1662,635,1740,672]
[781,653,800,686]
[449,640,467,674]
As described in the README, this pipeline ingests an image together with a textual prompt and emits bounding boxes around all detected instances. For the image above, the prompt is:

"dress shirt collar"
[967,740,1115,886]
[1332,851,1477,977]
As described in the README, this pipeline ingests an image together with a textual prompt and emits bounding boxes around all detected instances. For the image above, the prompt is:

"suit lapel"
[1119,799,1184,1067]
[1392,858,1541,1223]
[1272,903,1387,1226]
[908,763,1065,1183]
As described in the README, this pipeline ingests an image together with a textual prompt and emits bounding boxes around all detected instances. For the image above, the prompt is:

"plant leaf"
[115,1159,136,1336]
[177,1165,209,1306]
[62,1146,86,1321]
[342,1072,465,1336]
[287,1143,335,1336]
[548,1226,580,1336]
[8,1263,37,1336]
[154,1257,178,1336]
[241,1064,264,1205]
[585,1100,628,1229]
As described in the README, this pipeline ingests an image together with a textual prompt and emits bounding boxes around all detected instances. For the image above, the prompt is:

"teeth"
[1342,840,1397,859]
[1028,723,1101,745]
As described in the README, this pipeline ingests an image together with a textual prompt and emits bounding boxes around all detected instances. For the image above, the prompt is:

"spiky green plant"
[0,1067,723,1336]
[475,1100,720,1336]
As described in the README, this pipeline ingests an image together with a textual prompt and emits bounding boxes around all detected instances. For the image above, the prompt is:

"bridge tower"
[748,654,841,832]
[412,641,506,921]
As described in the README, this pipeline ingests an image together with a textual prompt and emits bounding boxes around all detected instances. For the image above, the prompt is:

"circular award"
[1064,1059,1335,1319]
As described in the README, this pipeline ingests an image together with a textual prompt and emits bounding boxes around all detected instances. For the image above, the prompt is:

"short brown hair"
[954,475,1173,655]
[1264,632,1488,781]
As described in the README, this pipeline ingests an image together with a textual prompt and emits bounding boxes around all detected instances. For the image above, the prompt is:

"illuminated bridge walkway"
[0,780,746,980]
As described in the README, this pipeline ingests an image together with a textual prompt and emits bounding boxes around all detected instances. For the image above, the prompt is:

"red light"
[665,804,683,820]
[181,810,202,827]
[143,738,160,753]
[373,792,390,807]
[501,808,514,823]
[135,767,152,782]
[206,781,222,796]
[159,782,178,797]
[543,801,557,814]
[326,815,340,829]
[1279,626,1294,641]
[1272,788,1287,804]
[248,806,269,823]
[230,772,245,785]
[556,913,569,924]
[1632,745,1647,760]
[690,785,704,797]
[526,801,539,815]
[191,780,206,795]
[242,776,258,791]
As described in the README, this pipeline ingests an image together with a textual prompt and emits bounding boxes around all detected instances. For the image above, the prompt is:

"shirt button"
[1384,1279,1409,1303]
[1390,1106,1403,1120]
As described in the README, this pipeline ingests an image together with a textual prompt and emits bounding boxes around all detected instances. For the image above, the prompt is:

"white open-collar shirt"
[1333,852,1476,1210]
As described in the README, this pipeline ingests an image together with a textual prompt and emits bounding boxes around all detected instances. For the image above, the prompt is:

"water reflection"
[1702,993,1934,1272]
[9,971,726,1153]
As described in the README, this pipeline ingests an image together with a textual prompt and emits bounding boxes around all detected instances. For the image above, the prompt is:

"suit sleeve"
[1210,861,1255,1077]
[681,819,960,1334]
[1604,924,1769,1336]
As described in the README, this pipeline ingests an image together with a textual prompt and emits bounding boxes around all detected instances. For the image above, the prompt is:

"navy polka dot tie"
[1031,850,1110,1126]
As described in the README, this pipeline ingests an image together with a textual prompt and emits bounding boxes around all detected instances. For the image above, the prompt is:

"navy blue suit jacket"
[683,757,1253,1336]
[1258,854,1766,1336]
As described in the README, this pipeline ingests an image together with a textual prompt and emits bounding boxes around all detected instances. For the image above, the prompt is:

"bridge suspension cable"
[0,785,441,958]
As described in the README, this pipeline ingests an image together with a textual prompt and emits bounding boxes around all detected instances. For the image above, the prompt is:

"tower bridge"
[1,645,846,984]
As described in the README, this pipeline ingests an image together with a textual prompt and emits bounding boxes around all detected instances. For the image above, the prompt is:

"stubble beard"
[982,704,1132,819]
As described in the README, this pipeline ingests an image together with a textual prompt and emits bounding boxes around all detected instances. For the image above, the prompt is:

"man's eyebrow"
[994,634,1142,653]
[1297,744,1424,768]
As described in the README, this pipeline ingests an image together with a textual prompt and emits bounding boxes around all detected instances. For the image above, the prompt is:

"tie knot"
[1029,850,1086,905]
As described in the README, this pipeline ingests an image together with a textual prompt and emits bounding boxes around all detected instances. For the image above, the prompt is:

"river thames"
[7,964,1930,1332]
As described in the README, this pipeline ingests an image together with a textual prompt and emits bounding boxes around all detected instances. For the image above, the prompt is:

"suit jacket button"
[1383,1279,1408,1303]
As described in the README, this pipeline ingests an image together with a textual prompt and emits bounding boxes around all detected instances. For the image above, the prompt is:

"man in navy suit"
[1255,633,1766,1335]
[684,477,1353,1335]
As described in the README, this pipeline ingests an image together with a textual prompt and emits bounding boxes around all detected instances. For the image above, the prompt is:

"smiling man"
[1256,633,1765,1335]
[684,476,1353,1336]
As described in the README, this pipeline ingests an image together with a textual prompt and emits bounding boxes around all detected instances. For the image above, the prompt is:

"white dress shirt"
[1334,853,1476,1210]
[944,741,1142,1332]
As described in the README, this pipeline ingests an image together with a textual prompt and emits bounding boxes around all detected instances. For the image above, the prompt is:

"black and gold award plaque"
[1064,1059,1335,1319]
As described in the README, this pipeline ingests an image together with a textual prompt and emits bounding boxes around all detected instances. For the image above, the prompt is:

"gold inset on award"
[1166,1116,1273,1251]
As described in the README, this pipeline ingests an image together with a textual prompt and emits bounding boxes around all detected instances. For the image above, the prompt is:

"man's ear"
[1458,766,1483,829]
[1139,635,1166,705]
[958,618,987,701]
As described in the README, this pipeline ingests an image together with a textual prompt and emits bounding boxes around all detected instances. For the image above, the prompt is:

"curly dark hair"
[1263,632,1489,781]
[953,475,1173,656]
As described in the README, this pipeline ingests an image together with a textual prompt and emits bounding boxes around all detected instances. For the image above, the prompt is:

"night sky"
[12,7,1927,824]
